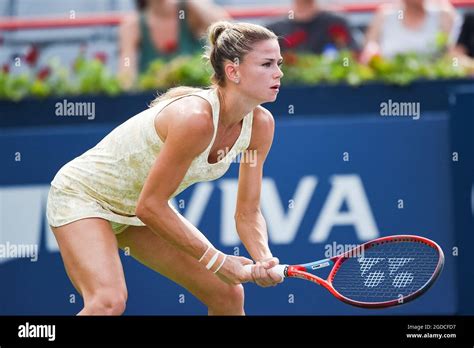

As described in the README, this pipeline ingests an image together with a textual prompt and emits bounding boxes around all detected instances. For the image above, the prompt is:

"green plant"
[0,53,121,101]
[279,49,469,87]
[280,51,377,86]
[138,55,211,90]
[0,49,471,102]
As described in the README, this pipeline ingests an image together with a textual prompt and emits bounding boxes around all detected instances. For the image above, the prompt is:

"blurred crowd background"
[1,0,474,98]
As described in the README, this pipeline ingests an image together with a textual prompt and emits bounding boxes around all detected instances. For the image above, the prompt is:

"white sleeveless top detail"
[48,88,254,227]
[380,6,441,57]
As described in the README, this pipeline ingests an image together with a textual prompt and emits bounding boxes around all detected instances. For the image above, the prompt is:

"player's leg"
[51,218,128,315]
[116,224,245,315]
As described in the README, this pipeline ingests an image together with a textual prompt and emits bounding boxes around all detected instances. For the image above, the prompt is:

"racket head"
[325,235,445,308]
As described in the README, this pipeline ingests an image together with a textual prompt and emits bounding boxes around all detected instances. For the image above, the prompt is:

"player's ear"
[224,57,240,83]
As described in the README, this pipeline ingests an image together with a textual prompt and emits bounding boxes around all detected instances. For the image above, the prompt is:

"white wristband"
[206,251,220,270]
[213,254,227,274]
[198,245,211,263]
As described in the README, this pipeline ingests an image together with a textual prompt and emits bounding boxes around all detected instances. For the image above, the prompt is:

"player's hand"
[251,257,284,287]
[215,255,254,285]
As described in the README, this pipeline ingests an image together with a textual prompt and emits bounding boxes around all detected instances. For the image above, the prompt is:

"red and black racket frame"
[282,235,445,308]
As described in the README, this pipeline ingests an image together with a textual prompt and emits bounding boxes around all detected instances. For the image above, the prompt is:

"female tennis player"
[46,21,284,315]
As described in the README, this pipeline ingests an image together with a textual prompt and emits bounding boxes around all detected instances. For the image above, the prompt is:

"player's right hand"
[215,255,254,285]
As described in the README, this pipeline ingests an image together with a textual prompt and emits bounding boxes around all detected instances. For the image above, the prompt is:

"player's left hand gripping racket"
[249,235,444,308]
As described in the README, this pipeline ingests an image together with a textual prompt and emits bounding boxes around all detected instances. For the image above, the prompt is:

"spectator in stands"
[361,0,457,62]
[265,0,358,55]
[118,0,229,89]
[453,12,474,58]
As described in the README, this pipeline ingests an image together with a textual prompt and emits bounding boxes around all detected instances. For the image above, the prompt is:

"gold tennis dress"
[46,88,254,234]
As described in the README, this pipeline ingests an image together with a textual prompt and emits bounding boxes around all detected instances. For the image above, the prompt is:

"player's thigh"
[51,218,127,299]
[116,224,243,307]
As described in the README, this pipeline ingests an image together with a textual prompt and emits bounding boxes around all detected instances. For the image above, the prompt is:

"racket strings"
[331,241,439,303]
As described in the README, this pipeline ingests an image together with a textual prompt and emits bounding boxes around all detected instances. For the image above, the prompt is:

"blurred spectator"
[454,12,474,58]
[118,0,229,89]
[266,0,358,55]
[361,0,457,62]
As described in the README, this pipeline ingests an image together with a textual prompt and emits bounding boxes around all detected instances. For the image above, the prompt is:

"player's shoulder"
[247,106,275,150]
[165,95,214,150]
[252,105,275,134]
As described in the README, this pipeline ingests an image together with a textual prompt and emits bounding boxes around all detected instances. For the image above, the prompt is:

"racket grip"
[243,264,287,281]
[272,264,287,279]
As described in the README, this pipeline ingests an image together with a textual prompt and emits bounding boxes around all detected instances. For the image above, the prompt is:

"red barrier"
[0,1,473,31]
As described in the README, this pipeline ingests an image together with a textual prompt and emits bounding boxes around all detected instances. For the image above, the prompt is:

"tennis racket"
[248,235,444,308]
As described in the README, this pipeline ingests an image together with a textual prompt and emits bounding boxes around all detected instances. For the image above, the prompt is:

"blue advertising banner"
[0,107,458,315]
[449,86,474,315]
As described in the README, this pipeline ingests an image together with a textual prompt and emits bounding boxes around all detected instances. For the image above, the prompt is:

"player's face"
[238,39,283,103]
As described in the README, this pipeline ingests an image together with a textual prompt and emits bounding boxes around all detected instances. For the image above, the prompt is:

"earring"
[234,78,240,84]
